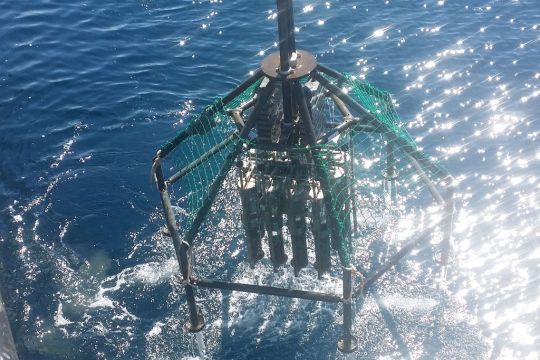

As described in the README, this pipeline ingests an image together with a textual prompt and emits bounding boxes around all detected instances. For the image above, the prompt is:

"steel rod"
[316,118,359,144]
[248,142,309,153]
[286,0,296,53]
[277,0,295,133]
[316,63,345,81]
[155,163,186,272]
[385,138,397,206]
[277,0,292,70]
[329,93,352,119]
[353,218,444,297]
[240,97,256,112]
[350,137,358,235]
[441,182,455,268]
[191,278,342,303]
[167,133,237,185]
[155,162,204,331]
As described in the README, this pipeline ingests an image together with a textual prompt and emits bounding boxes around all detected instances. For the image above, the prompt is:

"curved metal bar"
[328,92,352,119]
[405,153,444,204]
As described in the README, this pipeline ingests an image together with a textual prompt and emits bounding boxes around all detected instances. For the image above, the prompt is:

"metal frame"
[151,0,455,353]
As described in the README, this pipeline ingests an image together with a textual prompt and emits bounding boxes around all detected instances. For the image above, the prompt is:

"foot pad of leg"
[185,314,205,333]
[337,334,358,353]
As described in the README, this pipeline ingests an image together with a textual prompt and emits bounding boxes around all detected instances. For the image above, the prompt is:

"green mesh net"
[158,71,450,272]
[160,78,262,233]
[343,74,417,150]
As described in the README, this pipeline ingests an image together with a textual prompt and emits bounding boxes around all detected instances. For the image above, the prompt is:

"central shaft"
[276,0,297,138]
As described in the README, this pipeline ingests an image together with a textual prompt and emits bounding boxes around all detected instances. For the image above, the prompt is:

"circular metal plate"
[261,50,317,79]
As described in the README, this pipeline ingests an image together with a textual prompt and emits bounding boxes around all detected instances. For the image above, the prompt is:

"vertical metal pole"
[154,159,205,332]
[441,180,455,269]
[277,0,295,137]
[338,267,358,353]
[385,138,397,206]
[350,136,358,235]
[286,0,296,54]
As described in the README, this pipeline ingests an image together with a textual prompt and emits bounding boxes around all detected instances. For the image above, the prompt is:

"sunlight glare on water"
[0,0,538,359]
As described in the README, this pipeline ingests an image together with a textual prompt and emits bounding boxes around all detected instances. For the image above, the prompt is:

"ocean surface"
[0,0,538,359]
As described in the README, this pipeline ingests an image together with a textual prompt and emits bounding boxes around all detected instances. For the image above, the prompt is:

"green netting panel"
[310,74,451,268]
[341,73,450,183]
[342,74,417,150]
[161,78,262,233]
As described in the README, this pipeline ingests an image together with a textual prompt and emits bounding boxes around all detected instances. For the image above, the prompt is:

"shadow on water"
[363,239,412,359]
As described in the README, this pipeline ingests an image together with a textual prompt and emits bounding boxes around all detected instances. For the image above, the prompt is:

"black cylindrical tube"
[276,0,295,135]
[277,0,291,72]
[156,163,185,272]
[287,179,309,275]
[316,63,345,82]
[229,109,245,130]
[441,183,455,268]
[239,177,265,263]
[342,268,353,334]
[184,284,205,332]
[311,186,332,276]
[385,139,397,206]
[331,165,351,251]
[262,180,288,269]
[350,138,358,235]
[329,93,352,119]
[155,162,205,332]
[405,153,444,204]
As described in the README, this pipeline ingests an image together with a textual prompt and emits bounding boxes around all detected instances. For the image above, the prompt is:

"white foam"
[54,302,73,326]
[148,321,164,337]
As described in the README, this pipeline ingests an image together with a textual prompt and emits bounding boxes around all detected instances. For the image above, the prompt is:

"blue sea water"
[0,0,539,359]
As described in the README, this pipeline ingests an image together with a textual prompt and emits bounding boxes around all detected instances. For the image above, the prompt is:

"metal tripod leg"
[154,160,205,332]
[337,267,358,353]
